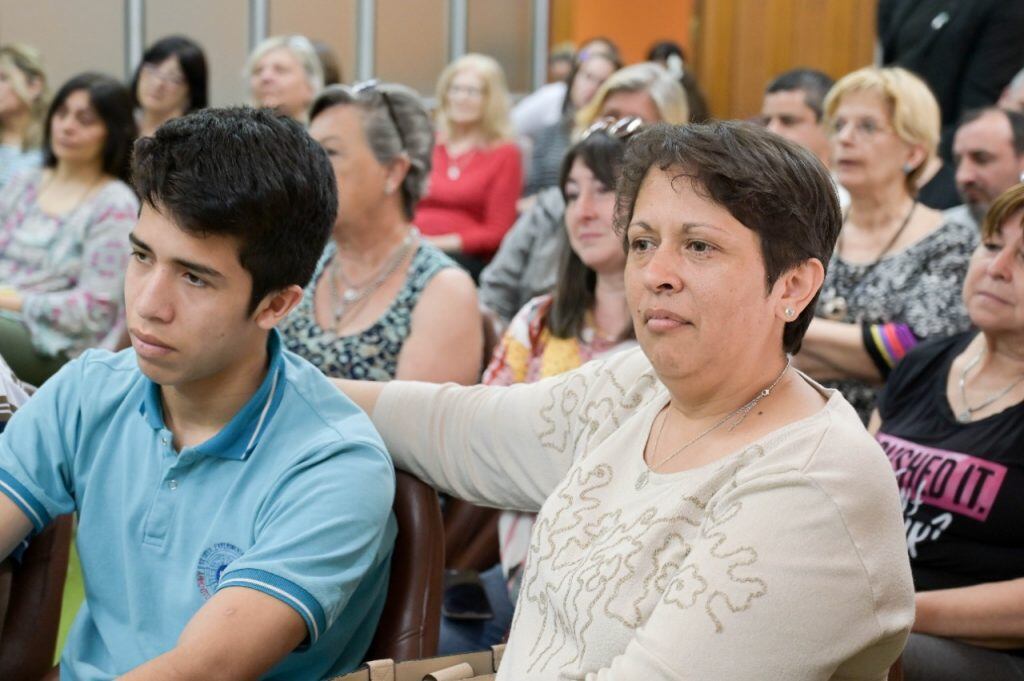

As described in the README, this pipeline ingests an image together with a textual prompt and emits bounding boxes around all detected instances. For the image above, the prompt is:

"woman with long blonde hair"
[0,44,49,189]
[414,53,522,280]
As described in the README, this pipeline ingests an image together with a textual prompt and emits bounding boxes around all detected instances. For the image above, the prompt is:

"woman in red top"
[415,53,522,280]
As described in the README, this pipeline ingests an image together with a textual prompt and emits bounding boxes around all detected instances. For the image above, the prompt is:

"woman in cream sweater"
[339,122,914,680]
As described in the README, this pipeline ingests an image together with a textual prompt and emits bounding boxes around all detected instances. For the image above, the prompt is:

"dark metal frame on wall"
[124,0,549,92]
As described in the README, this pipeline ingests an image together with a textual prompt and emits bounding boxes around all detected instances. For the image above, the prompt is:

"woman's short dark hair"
[43,72,136,182]
[614,122,842,354]
[548,130,634,341]
[132,107,338,313]
[131,35,208,112]
[310,83,433,220]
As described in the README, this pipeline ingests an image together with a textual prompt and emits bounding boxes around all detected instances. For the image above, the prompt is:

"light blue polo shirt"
[0,331,397,681]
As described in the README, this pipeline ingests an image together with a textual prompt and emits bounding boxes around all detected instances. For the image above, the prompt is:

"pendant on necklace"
[956,409,973,424]
[634,470,650,491]
[447,165,460,181]
[342,289,359,303]
[821,296,848,321]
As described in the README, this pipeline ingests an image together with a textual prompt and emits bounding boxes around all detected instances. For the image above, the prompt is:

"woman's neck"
[334,206,414,275]
[0,108,31,147]
[980,331,1024,377]
[446,124,486,151]
[49,159,106,185]
[592,270,631,340]
[664,350,793,423]
[846,183,914,232]
[139,107,185,138]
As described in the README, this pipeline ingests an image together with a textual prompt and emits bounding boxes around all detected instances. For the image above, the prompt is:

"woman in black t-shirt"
[871,183,1024,681]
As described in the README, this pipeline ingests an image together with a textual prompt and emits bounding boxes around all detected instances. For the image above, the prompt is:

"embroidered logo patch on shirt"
[196,542,243,599]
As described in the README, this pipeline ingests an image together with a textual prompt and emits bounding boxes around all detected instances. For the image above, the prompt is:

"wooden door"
[694,0,877,121]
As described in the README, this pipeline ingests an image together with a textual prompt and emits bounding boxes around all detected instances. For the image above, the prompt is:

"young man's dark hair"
[614,121,842,354]
[132,107,338,312]
[958,106,1024,155]
[130,35,209,112]
[765,68,835,122]
[43,72,137,182]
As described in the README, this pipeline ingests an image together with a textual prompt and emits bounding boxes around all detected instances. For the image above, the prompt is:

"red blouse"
[414,140,523,259]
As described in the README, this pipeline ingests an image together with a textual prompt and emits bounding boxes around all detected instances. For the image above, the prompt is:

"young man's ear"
[253,285,304,330]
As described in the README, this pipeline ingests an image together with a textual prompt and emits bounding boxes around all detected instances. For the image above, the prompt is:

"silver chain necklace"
[956,346,1024,423]
[635,355,792,491]
[329,229,417,328]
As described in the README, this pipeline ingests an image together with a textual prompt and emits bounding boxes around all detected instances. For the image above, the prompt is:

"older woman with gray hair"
[246,35,323,123]
[337,122,913,679]
[279,82,482,384]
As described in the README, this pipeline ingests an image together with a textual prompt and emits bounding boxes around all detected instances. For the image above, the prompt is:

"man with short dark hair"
[0,108,397,680]
[760,69,834,167]
[947,107,1024,229]
[760,68,848,208]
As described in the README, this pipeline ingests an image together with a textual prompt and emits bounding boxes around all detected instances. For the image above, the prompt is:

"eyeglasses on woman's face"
[827,116,894,140]
[141,62,186,88]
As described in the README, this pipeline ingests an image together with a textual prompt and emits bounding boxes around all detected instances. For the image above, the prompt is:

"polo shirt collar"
[139,330,286,460]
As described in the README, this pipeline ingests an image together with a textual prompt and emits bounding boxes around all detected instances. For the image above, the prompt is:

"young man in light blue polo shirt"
[0,108,397,680]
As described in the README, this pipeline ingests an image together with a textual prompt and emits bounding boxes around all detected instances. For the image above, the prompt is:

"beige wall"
[147,0,250,107]
[269,0,357,87]
[376,0,448,95]
[468,0,532,93]
[0,0,539,107]
[0,0,125,93]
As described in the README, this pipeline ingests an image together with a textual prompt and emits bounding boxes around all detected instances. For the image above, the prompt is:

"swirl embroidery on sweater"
[515,434,769,673]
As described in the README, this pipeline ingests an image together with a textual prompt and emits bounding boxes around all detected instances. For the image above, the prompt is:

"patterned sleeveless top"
[280,240,457,380]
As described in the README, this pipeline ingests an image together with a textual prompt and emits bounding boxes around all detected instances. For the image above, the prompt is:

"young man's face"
[125,204,267,388]
[760,89,830,166]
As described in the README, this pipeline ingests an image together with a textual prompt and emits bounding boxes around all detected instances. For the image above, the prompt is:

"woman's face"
[563,157,623,275]
[309,104,391,232]
[830,90,918,194]
[445,68,486,128]
[963,210,1024,335]
[569,57,616,111]
[137,55,190,116]
[250,47,314,120]
[50,89,108,166]
[598,89,661,125]
[0,64,30,118]
[624,168,784,382]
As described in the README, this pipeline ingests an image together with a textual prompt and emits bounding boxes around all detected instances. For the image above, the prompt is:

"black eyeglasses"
[580,115,644,141]
[352,79,407,152]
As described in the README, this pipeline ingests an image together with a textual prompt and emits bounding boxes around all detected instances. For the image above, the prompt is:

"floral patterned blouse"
[484,293,637,601]
[815,219,977,421]
[280,240,456,380]
[0,169,138,357]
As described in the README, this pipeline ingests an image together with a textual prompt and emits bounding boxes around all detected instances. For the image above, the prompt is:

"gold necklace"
[635,356,792,491]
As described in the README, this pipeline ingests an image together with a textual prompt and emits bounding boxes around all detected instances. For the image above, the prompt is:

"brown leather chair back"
[888,655,903,681]
[364,471,444,662]
[0,514,74,681]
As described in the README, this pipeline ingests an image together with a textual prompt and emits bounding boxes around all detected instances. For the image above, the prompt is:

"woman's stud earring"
[785,307,795,318]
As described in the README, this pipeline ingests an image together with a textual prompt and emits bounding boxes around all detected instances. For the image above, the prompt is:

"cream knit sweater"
[373,347,914,680]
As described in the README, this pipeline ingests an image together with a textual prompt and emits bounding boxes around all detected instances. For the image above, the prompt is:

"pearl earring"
[785,307,795,318]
